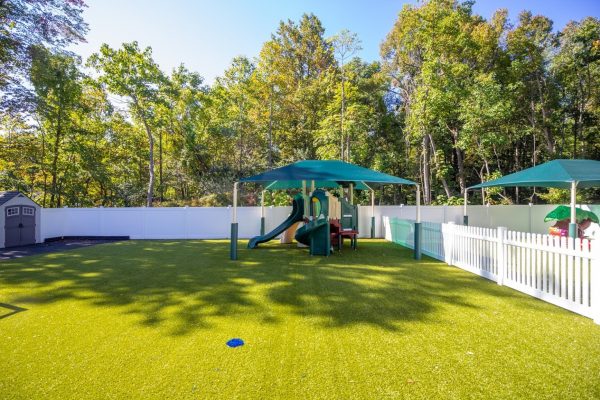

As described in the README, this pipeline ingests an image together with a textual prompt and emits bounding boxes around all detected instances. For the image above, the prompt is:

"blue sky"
[73,0,600,83]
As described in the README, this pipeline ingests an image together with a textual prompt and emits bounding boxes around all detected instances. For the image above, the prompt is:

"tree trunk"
[141,118,155,207]
[574,80,585,158]
[346,133,350,162]
[535,75,555,154]
[422,134,431,205]
[340,61,345,161]
[448,127,466,195]
[50,115,62,207]
[268,94,273,168]
[455,147,466,195]
[132,96,155,207]
[514,145,520,204]
[39,125,48,208]
[159,130,163,202]
[428,134,452,198]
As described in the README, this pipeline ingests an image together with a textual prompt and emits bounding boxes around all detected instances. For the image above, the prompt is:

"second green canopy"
[468,159,600,189]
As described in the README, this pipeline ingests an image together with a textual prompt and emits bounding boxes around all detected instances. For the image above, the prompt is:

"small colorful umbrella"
[544,205,599,223]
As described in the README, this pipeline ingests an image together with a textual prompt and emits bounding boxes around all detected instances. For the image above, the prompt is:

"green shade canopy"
[544,205,599,224]
[241,160,416,188]
[468,159,600,190]
[264,180,370,190]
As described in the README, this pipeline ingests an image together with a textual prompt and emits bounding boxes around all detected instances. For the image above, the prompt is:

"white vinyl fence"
[383,217,600,323]
[41,206,292,240]
[376,204,600,238]
[40,204,600,242]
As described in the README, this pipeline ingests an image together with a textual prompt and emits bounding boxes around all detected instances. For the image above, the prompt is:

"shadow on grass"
[0,240,525,335]
[0,303,27,320]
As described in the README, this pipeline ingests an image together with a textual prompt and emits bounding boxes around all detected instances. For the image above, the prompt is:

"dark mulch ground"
[0,239,125,260]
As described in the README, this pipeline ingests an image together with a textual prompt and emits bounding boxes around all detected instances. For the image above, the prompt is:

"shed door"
[4,206,36,247]
[20,206,36,245]
[4,206,21,247]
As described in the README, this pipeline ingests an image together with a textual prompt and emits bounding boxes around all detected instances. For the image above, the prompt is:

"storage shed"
[0,191,42,248]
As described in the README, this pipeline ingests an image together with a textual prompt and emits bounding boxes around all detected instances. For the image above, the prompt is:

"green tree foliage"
[330,29,362,161]
[30,47,84,207]
[257,13,336,161]
[88,42,168,206]
[0,3,599,207]
[552,17,600,160]
[0,0,88,111]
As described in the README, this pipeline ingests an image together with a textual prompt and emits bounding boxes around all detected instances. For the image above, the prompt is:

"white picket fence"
[383,217,600,323]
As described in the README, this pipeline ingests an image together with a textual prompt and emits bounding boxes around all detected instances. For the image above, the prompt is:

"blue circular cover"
[226,338,244,348]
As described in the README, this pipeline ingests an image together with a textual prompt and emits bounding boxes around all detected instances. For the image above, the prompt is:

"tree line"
[1,0,598,208]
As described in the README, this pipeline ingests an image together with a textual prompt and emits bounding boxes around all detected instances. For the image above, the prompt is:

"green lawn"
[1,240,599,399]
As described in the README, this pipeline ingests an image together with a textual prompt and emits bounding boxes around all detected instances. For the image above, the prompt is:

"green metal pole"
[414,222,422,260]
[260,190,265,236]
[230,182,239,260]
[370,189,375,238]
[230,223,238,260]
[414,184,422,260]
[463,189,469,226]
[371,216,375,239]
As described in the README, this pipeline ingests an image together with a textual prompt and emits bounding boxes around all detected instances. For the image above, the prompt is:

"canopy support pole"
[302,180,308,219]
[371,189,375,238]
[350,183,354,204]
[260,190,265,236]
[414,184,422,260]
[363,183,376,238]
[463,189,469,226]
[230,182,239,260]
[569,181,578,239]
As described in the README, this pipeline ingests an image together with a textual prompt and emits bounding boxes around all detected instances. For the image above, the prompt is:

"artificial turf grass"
[0,240,598,399]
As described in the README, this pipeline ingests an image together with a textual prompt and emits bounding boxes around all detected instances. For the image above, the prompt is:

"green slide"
[248,195,305,249]
[295,218,330,256]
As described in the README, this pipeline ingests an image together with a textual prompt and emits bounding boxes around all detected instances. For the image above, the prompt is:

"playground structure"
[545,205,598,238]
[231,160,417,260]
[248,188,359,256]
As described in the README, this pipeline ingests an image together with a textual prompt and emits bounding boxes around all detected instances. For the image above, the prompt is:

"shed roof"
[0,191,40,207]
[0,191,21,207]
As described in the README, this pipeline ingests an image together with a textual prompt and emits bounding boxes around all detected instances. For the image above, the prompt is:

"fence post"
[141,207,147,239]
[528,203,533,233]
[444,222,455,265]
[414,185,422,260]
[184,206,189,239]
[592,240,600,324]
[497,226,507,286]
[98,207,105,237]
